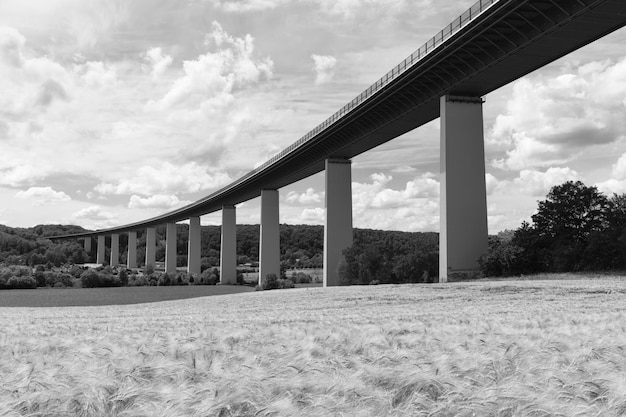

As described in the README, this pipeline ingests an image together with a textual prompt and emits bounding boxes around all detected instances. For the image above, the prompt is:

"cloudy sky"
[1,0,625,234]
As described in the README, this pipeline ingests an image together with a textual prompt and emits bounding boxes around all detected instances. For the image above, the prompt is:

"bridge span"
[52,0,626,284]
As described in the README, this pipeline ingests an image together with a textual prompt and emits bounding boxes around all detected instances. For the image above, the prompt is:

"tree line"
[3,180,621,289]
[480,181,626,276]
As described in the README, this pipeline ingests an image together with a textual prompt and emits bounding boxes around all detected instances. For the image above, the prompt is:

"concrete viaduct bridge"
[52,0,626,285]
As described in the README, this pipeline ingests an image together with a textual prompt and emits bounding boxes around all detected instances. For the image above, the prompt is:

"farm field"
[0,285,255,307]
[1,277,625,416]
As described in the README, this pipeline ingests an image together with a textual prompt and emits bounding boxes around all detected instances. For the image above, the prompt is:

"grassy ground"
[0,277,625,416]
[0,285,255,307]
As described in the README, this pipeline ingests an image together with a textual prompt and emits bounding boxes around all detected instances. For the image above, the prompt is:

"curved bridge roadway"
[52,0,626,284]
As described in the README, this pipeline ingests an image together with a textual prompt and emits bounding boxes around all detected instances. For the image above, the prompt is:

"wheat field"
[1,277,625,416]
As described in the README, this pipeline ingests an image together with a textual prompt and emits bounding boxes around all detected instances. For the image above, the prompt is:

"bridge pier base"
[96,235,105,265]
[127,231,137,268]
[259,189,280,287]
[221,205,237,284]
[439,95,488,283]
[165,223,177,274]
[110,234,119,266]
[323,158,353,287]
[188,216,201,275]
[145,227,156,269]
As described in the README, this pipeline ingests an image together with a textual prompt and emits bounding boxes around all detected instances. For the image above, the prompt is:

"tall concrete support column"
[188,216,201,275]
[96,235,105,265]
[145,227,156,269]
[259,189,280,287]
[110,234,120,266]
[439,95,488,283]
[127,231,137,268]
[323,158,353,287]
[83,237,91,253]
[220,205,237,284]
[165,222,177,274]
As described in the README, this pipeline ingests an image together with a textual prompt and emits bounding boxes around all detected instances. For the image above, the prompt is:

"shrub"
[128,274,149,286]
[80,269,122,288]
[80,269,100,288]
[478,237,524,277]
[174,272,190,286]
[158,273,172,286]
[295,272,312,284]
[69,265,85,278]
[97,273,122,287]
[6,276,37,289]
[43,271,73,288]
[262,273,280,290]
[198,268,219,285]
[118,268,129,286]
[261,274,294,290]
[278,278,294,289]
[34,270,46,287]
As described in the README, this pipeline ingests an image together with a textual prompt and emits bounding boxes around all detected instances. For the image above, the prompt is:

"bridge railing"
[238,0,498,184]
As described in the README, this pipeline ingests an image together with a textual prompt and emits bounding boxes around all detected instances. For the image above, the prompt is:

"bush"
[128,274,149,286]
[158,273,172,286]
[80,269,122,288]
[295,272,312,284]
[43,271,73,288]
[262,273,280,290]
[6,276,37,289]
[80,269,100,288]
[197,268,219,285]
[278,278,294,289]
[118,268,129,286]
[478,237,524,277]
[174,272,190,286]
[261,274,294,290]
[0,266,37,289]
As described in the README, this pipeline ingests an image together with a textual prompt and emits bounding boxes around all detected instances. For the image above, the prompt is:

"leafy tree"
[532,181,608,242]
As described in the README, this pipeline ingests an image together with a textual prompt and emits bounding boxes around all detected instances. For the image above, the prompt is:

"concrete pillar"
[145,227,156,269]
[188,216,201,275]
[323,158,353,286]
[110,234,120,266]
[127,231,137,268]
[96,235,105,265]
[220,205,237,284]
[83,237,91,253]
[259,189,280,287]
[439,95,488,282]
[165,222,177,274]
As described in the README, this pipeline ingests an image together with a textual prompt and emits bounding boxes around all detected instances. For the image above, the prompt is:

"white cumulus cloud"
[512,167,580,196]
[148,22,273,112]
[15,186,71,205]
[143,47,172,81]
[128,194,189,209]
[95,162,231,197]
[311,54,337,85]
[286,188,323,204]
[491,58,626,170]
